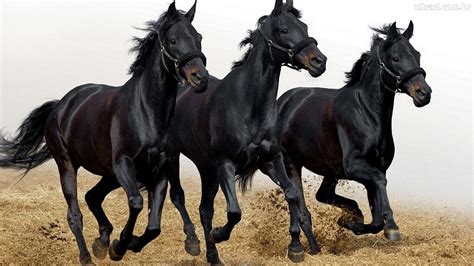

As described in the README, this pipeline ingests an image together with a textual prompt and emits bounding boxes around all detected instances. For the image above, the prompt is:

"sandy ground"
[0,165,472,264]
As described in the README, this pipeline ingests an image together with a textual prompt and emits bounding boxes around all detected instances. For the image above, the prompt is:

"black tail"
[0,100,59,175]
[236,166,259,194]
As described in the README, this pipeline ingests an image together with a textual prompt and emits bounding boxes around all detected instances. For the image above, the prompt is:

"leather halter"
[376,46,426,94]
[258,28,318,71]
[157,34,207,85]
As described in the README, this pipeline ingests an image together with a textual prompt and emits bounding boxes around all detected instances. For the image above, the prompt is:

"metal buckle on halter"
[393,86,402,94]
[395,79,401,93]
[288,49,294,57]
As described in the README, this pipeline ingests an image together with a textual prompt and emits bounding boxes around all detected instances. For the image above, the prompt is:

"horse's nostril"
[192,72,202,80]
[416,89,426,97]
[311,57,323,65]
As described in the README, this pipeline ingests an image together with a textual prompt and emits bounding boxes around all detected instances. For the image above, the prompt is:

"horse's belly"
[285,134,345,178]
[69,137,113,176]
[234,139,279,172]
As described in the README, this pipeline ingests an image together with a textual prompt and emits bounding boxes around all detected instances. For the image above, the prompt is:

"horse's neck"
[237,45,282,115]
[358,60,396,132]
[129,53,178,129]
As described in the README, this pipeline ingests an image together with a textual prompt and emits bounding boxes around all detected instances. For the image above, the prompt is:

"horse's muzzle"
[413,86,432,107]
[190,69,209,93]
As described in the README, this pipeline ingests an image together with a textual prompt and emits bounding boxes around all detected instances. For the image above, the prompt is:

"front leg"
[283,156,321,255]
[365,179,401,241]
[260,153,320,262]
[108,156,143,261]
[197,167,221,264]
[210,161,241,244]
[343,155,400,240]
[127,169,168,253]
[168,157,200,256]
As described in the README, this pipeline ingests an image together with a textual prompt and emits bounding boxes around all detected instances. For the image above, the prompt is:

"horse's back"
[53,83,119,137]
[278,87,340,129]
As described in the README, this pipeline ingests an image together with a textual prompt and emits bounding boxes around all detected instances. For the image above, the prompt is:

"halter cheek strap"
[157,34,207,85]
[258,28,318,71]
[376,46,426,94]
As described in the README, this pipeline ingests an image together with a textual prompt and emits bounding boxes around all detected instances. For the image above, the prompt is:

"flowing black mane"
[344,52,371,86]
[128,10,186,75]
[344,24,402,86]
[232,5,302,70]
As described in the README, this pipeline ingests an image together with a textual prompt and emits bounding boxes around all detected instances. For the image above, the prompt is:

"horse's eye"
[170,39,177,45]
[393,57,400,62]
[281,29,289,34]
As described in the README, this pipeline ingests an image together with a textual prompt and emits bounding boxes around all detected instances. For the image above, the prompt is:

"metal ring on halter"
[376,46,426,94]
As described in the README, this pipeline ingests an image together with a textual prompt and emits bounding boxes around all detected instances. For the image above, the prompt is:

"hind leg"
[85,176,120,260]
[168,158,200,256]
[54,158,92,264]
[46,126,92,264]
[315,176,365,228]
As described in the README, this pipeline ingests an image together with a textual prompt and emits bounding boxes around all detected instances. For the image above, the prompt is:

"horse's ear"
[403,20,414,39]
[185,0,197,22]
[389,22,398,36]
[274,0,283,10]
[167,1,177,16]
[286,0,294,7]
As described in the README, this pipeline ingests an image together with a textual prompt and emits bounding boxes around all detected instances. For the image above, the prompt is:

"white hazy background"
[1,0,472,211]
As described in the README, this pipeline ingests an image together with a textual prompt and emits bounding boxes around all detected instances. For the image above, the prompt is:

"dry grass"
[0,165,472,264]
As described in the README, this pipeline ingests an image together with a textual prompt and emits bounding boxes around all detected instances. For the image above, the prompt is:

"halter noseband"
[258,28,318,71]
[157,34,207,85]
[376,46,426,94]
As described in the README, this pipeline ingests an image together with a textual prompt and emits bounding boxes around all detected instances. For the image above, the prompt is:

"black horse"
[0,2,208,264]
[274,21,431,241]
[168,0,326,263]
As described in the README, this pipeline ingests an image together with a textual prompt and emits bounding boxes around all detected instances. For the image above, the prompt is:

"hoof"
[309,245,321,255]
[384,227,401,241]
[288,248,305,263]
[337,218,356,231]
[206,255,222,265]
[353,216,364,224]
[80,254,94,265]
[108,239,125,261]
[210,227,227,244]
[127,235,142,253]
[337,214,364,228]
[184,238,200,256]
[92,238,108,260]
